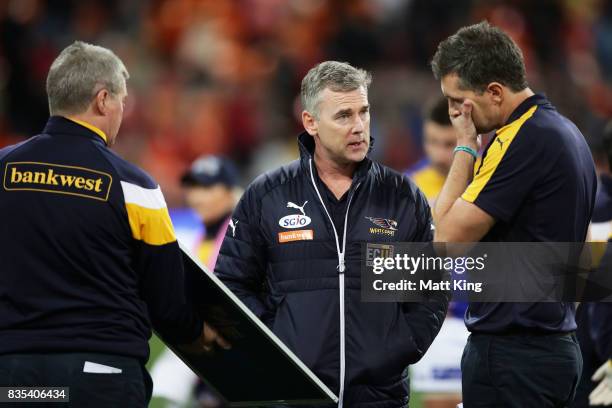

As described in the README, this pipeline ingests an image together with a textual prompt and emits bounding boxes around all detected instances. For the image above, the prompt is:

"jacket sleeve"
[402,186,450,362]
[123,181,203,344]
[215,183,272,324]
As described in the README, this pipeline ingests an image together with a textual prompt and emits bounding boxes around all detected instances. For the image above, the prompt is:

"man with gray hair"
[0,41,228,407]
[216,61,449,407]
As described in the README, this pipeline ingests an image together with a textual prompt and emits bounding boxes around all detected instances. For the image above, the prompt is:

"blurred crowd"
[1,0,612,206]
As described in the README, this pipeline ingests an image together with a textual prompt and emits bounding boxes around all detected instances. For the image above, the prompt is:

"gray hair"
[46,41,129,116]
[300,61,371,118]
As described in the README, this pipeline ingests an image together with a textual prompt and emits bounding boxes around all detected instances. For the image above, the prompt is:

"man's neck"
[500,87,535,126]
[63,112,109,145]
[313,149,356,200]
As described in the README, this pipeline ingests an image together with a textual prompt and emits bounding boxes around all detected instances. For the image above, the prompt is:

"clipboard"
[154,241,338,406]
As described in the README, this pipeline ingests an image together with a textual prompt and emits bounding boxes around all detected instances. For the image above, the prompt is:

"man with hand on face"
[431,22,597,407]
[216,61,449,408]
[0,41,229,407]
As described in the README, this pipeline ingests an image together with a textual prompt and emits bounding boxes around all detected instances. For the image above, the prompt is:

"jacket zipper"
[308,158,360,408]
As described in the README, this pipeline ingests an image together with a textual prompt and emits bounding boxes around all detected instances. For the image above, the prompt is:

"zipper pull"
[337,253,346,274]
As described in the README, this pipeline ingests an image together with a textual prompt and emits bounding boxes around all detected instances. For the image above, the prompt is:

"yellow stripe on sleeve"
[121,181,176,245]
[125,203,176,245]
[462,105,538,203]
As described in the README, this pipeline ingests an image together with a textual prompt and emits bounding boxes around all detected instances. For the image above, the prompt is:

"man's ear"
[302,110,318,136]
[94,89,110,115]
[486,82,504,105]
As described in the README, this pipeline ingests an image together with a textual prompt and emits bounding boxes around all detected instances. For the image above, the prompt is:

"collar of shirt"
[503,93,549,126]
[65,116,108,145]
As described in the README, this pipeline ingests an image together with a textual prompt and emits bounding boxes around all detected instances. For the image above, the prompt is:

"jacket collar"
[297,131,372,182]
[503,93,550,126]
[42,116,108,146]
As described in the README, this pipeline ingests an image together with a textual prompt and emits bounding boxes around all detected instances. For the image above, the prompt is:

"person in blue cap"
[151,155,241,408]
[573,120,612,408]
[181,155,242,269]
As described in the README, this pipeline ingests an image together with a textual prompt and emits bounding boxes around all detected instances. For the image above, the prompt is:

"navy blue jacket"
[461,94,596,333]
[0,117,202,363]
[216,133,449,408]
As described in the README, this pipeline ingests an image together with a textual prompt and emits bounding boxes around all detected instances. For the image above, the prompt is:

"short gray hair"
[300,61,371,118]
[46,41,129,116]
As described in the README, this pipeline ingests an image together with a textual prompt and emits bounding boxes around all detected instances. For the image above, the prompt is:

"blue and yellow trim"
[463,105,538,203]
[121,181,176,246]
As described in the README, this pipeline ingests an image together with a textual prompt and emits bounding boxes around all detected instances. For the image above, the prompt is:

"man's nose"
[352,115,365,133]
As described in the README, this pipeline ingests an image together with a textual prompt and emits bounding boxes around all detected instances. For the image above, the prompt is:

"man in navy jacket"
[216,61,449,408]
[0,41,228,407]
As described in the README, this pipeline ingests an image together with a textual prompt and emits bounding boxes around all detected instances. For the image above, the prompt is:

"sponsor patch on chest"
[365,216,398,237]
[278,229,314,243]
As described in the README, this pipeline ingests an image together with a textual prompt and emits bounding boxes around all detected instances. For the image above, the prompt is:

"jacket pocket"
[270,291,339,375]
[387,311,422,367]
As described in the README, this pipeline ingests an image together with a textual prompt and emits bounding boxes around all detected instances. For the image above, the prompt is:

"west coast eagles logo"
[365,217,398,237]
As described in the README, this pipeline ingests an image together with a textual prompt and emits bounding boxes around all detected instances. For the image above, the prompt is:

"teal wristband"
[454,145,478,159]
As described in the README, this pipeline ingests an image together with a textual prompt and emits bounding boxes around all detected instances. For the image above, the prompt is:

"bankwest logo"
[4,162,112,201]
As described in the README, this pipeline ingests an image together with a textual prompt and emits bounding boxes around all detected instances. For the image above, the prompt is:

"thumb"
[592,361,608,381]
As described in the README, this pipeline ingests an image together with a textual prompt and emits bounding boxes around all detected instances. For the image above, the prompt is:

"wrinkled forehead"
[318,86,369,111]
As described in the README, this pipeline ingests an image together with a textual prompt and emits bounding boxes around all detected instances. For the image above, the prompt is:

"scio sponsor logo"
[279,214,311,229]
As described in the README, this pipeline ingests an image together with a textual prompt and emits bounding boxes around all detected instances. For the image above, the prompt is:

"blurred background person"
[406,97,458,204]
[150,155,240,408]
[574,119,612,408]
[589,120,612,240]
[181,155,242,269]
[406,97,469,408]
